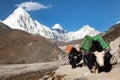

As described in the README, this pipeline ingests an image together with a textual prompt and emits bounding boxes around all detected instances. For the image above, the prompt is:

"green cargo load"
[80,35,93,51]
[93,34,108,50]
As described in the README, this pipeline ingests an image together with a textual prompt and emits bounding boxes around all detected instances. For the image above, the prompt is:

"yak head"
[94,51,105,67]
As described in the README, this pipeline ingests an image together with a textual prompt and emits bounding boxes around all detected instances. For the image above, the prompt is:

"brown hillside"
[0,22,67,64]
[103,23,120,43]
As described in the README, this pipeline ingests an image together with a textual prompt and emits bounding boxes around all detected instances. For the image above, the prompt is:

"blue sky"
[0,0,120,32]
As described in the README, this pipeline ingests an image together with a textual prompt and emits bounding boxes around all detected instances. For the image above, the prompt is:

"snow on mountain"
[3,7,54,38]
[52,24,67,33]
[116,21,120,24]
[3,7,99,42]
[34,20,53,38]
[3,7,28,31]
[67,25,99,41]
[52,24,64,30]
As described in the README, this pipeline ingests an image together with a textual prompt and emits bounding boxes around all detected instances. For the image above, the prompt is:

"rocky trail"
[0,61,66,80]
[0,61,119,80]
[40,64,120,80]
[0,40,120,80]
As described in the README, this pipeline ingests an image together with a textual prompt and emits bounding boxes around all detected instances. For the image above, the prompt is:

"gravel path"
[41,64,120,80]
[0,61,65,80]
[0,60,120,80]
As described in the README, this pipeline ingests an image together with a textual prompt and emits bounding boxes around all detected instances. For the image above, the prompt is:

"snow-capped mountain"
[3,7,54,38]
[3,7,99,42]
[67,25,99,41]
[52,24,64,30]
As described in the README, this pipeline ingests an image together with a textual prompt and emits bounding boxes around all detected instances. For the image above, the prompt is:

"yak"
[83,51,112,73]
[68,47,82,69]
[83,41,112,73]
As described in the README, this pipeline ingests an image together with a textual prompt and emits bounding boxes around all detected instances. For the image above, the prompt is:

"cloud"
[15,1,52,11]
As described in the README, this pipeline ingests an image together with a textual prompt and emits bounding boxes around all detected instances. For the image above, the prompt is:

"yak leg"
[90,66,96,73]
[90,65,99,74]
[95,63,99,74]
[95,68,98,74]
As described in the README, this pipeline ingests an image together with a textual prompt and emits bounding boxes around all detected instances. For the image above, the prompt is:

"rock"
[110,37,120,64]
[40,65,90,80]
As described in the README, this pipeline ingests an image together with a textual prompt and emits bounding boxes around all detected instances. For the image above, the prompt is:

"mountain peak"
[52,24,64,30]
[13,7,29,17]
[3,7,31,30]
[80,25,95,31]
[15,7,25,11]
[116,21,120,24]
[82,25,91,29]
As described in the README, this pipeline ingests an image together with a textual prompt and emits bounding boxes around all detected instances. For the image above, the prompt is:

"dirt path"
[0,61,65,80]
[0,61,120,80]
[41,64,120,80]
[87,64,120,80]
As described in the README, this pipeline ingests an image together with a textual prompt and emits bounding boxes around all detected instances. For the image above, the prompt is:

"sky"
[0,0,120,32]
